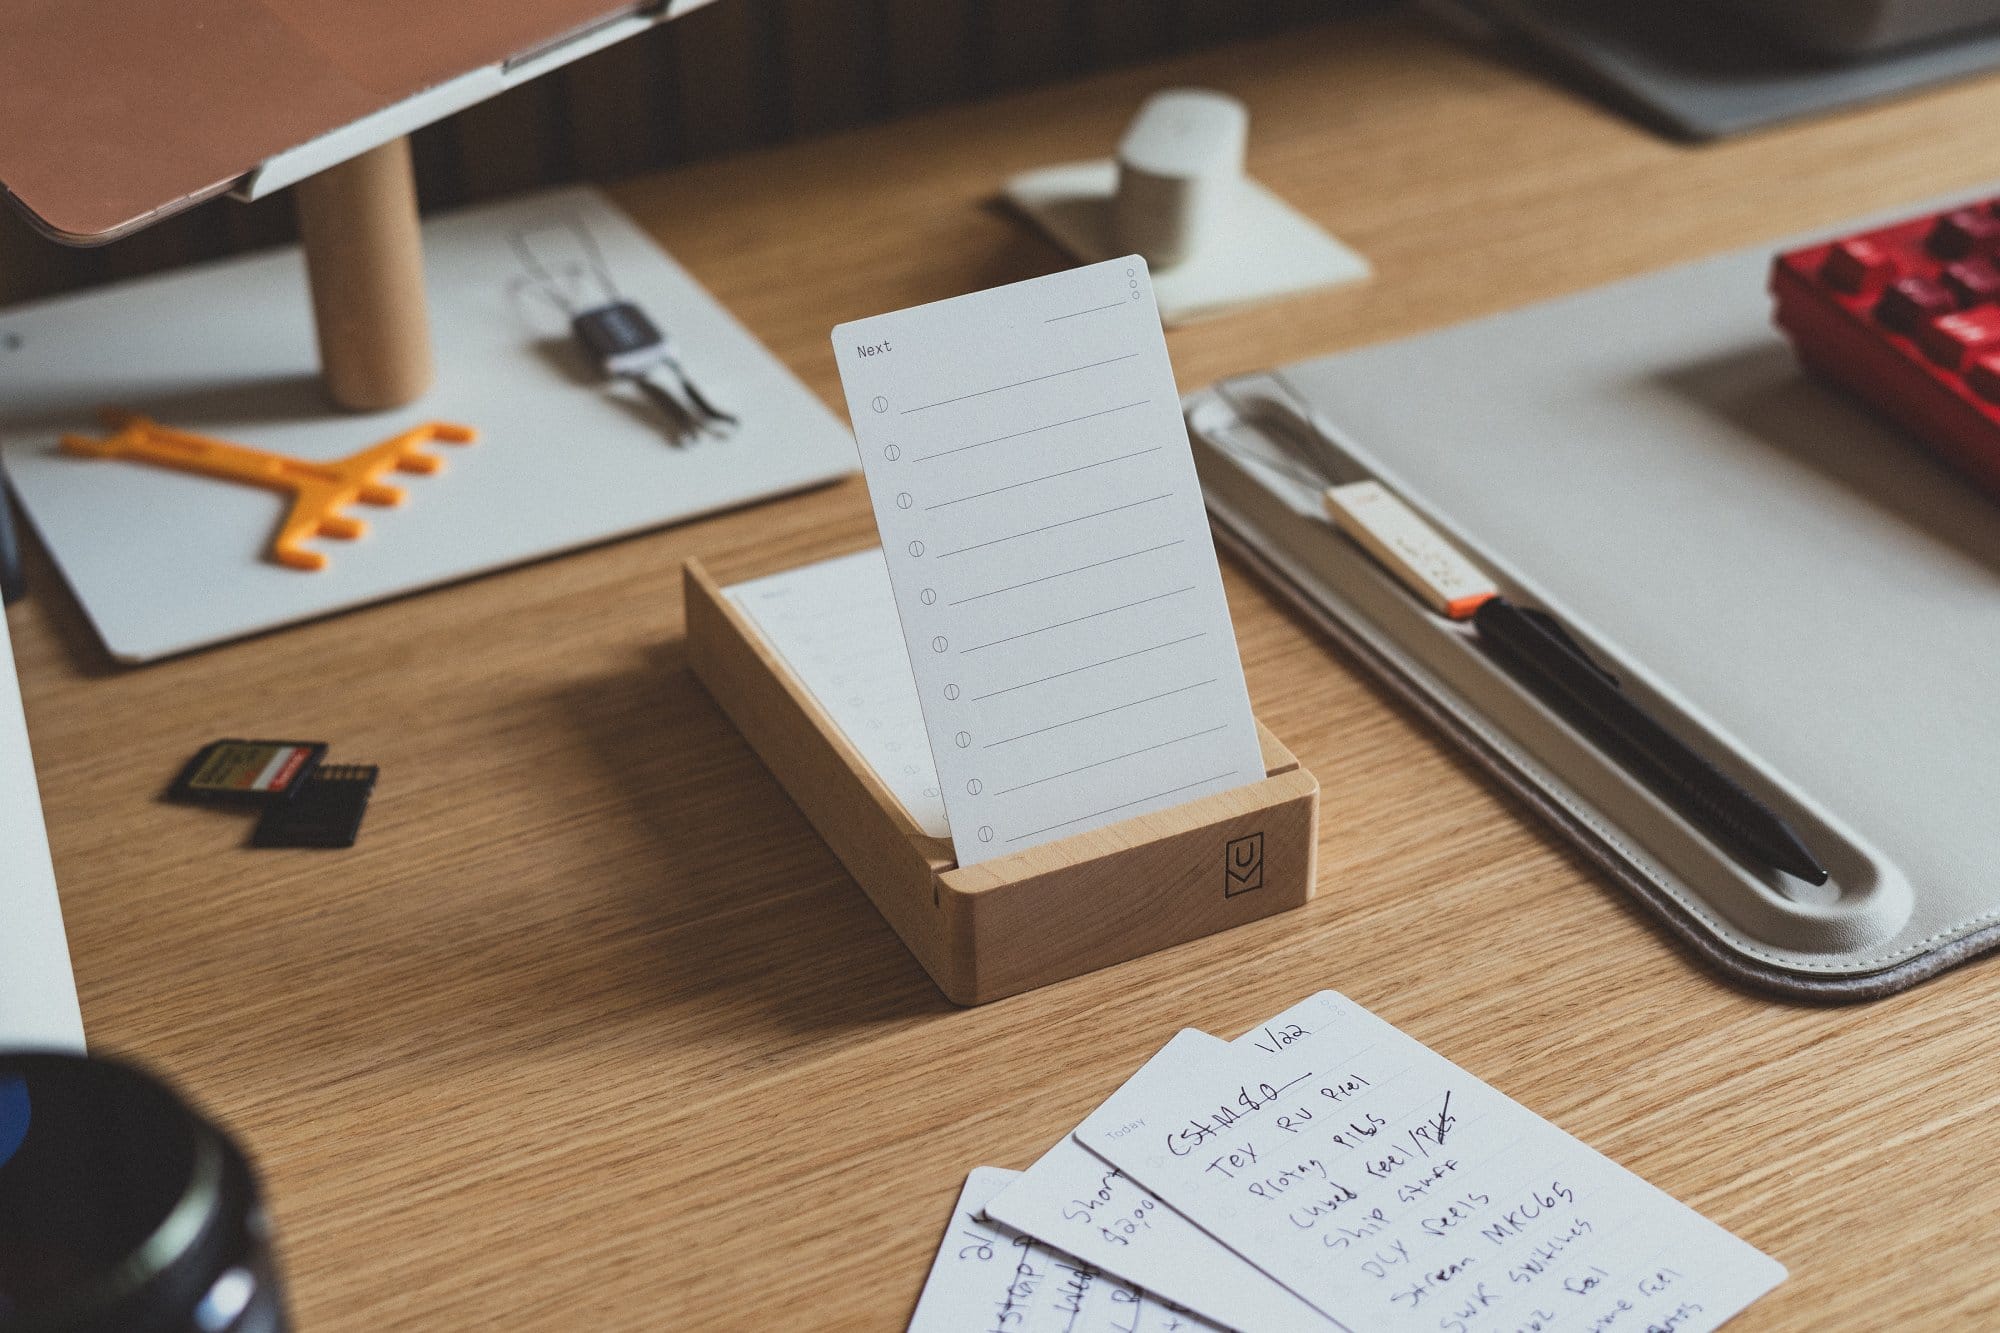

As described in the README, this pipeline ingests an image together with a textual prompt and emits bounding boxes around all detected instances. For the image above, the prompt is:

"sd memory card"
[168,739,326,806]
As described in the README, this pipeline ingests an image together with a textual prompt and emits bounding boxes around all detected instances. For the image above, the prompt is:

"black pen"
[1472,596,1829,885]
[0,471,24,606]
[1316,475,1829,885]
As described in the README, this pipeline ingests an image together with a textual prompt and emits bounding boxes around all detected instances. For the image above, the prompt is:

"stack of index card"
[907,991,1786,1333]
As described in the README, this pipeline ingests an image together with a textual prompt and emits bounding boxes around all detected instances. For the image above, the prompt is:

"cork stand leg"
[293,137,435,412]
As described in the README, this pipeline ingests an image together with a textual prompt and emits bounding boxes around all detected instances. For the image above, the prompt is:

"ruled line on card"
[949,541,1183,606]
[1044,300,1126,323]
[936,493,1172,559]
[899,353,1139,414]
[994,725,1229,796]
[915,401,1150,463]
[960,587,1193,654]
[983,679,1218,748]
[1006,770,1242,842]
[971,633,1206,701]
[923,448,1162,508]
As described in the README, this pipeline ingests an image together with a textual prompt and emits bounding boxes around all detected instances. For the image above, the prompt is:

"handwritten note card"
[909,1167,1223,1333]
[833,258,1262,865]
[1073,993,1786,1333]
[986,1034,1343,1333]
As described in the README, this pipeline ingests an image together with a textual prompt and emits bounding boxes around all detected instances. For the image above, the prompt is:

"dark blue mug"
[0,1053,288,1333]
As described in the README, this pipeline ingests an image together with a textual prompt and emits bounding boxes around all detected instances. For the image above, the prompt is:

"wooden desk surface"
[10,12,2000,1328]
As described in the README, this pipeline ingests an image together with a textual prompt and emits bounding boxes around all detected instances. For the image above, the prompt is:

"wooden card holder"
[684,559,1320,1006]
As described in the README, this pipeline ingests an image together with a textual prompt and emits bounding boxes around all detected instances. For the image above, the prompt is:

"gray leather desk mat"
[1185,219,2000,1000]
[1445,0,2000,141]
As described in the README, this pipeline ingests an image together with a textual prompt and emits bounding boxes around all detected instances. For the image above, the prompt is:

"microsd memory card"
[251,764,378,848]
[168,739,326,805]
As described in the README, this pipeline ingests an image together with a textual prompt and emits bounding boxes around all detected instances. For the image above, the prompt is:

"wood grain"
[10,10,2000,1328]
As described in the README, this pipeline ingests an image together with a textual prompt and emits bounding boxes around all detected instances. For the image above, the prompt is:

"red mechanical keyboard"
[1771,200,2000,501]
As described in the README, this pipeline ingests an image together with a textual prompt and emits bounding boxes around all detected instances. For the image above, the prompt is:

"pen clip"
[1514,605,1621,690]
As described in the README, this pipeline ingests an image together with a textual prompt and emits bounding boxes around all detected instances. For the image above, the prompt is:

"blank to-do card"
[724,550,950,839]
[832,258,1263,866]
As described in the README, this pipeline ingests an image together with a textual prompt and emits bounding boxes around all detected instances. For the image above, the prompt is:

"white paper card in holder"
[831,258,1263,866]
[723,550,950,838]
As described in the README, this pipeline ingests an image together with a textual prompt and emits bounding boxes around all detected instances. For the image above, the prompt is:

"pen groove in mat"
[916,400,1150,462]
[1006,770,1242,842]
[983,678,1218,748]
[936,493,1172,558]
[949,540,1184,605]
[924,447,1162,508]
[1044,300,1126,323]
[959,587,1193,653]
[994,724,1230,795]
[899,353,1138,414]
[971,633,1206,701]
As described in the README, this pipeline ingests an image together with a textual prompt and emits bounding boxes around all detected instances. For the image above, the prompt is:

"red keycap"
[1874,276,1956,334]
[1944,258,2000,307]
[1820,238,1897,294]
[1927,208,2000,259]
[1967,352,2000,402]
[1773,196,2000,504]
[1919,306,2000,368]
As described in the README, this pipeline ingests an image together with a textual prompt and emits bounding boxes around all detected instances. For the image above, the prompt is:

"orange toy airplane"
[60,411,476,571]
